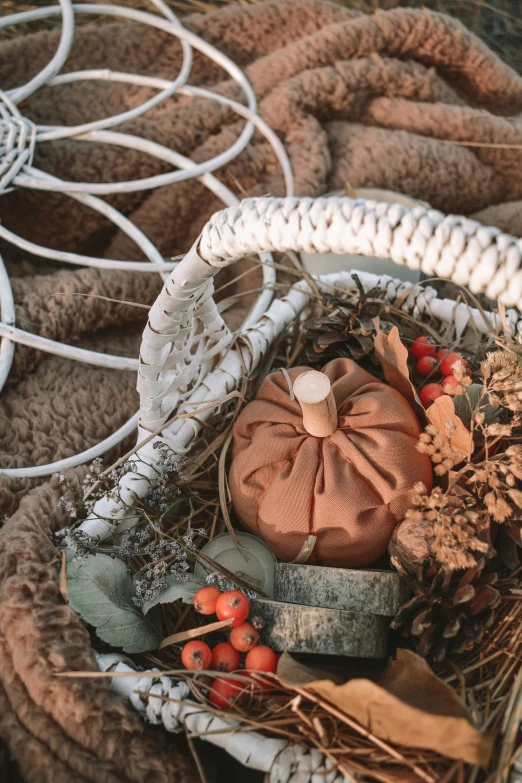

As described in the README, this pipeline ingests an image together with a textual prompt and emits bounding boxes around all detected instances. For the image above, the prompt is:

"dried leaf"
[372,320,425,421]
[426,396,473,459]
[278,649,493,766]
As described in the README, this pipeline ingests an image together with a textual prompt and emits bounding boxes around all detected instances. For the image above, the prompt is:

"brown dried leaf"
[278,649,493,766]
[426,396,473,459]
[372,320,425,421]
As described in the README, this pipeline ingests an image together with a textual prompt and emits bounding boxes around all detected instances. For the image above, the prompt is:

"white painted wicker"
[0,0,293,478]
[96,653,347,783]
[73,194,522,541]
[81,195,522,782]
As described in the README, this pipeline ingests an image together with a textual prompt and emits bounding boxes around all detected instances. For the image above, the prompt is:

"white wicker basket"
[76,193,522,541]
[3,3,522,779]
[87,193,522,783]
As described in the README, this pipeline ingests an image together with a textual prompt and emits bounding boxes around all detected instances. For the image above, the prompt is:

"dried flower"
[417,423,467,476]
[481,350,522,411]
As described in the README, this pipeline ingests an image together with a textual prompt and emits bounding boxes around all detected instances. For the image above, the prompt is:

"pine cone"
[301,316,375,365]
[391,559,501,662]
[300,290,378,367]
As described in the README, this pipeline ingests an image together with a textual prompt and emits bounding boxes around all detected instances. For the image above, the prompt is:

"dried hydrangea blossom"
[481,350,522,411]
[416,424,467,476]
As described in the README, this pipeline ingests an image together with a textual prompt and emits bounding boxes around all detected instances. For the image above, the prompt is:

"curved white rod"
[7,0,75,105]
[0,411,140,479]
[28,166,168,270]
[6,4,259,196]
[77,130,277,325]
[0,2,292,476]
[0,256,16,393]
[0,223,177,273]
[45,73,294,197]
[0,324,139,371]
[37,52,192,142]
[3,4,253,114]
[31,0,196,143]
[17,130,255,195]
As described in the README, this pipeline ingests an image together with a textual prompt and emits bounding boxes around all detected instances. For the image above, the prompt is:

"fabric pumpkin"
[229,358,433,567]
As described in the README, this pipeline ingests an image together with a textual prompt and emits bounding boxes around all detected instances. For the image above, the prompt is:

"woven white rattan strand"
[0,0,294,477]
[70,194,522,541]
[96,653,346,783]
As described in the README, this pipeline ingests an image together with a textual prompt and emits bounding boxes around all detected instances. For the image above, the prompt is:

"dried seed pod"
[388,516,432,578]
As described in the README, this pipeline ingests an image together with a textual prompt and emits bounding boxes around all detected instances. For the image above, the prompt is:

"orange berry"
[416,356,437,376]
[442,375,464,394]
[419,383,446,408]
[211,642,240,672]
[209,677,245,710]
[245,645,278,673]
[215,590,250,627]
[411,336,436,359]
[230,622,259,652]
[193,586,221,615]
[181,640,212,671]
[439,352,468,377]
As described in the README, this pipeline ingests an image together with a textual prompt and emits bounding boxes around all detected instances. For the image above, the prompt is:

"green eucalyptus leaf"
[453,384,500,429]
[142,574,205,615]
[67,554,161,653]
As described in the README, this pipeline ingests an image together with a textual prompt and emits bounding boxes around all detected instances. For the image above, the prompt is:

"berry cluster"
[181,587,277,710]
[410,337,471,408]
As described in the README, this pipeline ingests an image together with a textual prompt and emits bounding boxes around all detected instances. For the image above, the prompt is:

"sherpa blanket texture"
[2,2,522,781]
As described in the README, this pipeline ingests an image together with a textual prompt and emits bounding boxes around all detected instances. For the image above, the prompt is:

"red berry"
[411,336,436,359]
[441,375,463,394]
[181,640,212,671]
[416,356,437,376]
[215,590,250,627]
[230,622,259,653]
[193,586,221,615]
[209,677,245,710]
[439,352,468,377]
[241,671,272,694]
[245,645,278,673]
[435,349,450,362]
[211,642,240,672]
[419,383,446,408]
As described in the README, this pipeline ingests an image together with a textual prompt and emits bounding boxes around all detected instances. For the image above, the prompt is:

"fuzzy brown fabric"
[2,2,522,781]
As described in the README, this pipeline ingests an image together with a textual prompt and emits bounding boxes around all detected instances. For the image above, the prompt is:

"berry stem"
[159,617,234,650]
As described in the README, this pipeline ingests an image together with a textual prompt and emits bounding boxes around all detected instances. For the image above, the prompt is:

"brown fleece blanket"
[2,2,522,781]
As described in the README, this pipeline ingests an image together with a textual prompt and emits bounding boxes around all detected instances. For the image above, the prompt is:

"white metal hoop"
[0,1,294,478]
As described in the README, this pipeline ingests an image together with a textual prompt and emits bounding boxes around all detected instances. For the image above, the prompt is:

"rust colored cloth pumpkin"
[229,358,433,567]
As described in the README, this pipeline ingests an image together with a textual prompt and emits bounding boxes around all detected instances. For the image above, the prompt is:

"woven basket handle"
[81,195,522,541]
[178,196,522,303]
[138,195,522,431]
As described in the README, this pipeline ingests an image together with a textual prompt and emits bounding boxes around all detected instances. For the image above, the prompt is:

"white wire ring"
[2,3,262,195]
[0,1,293,477]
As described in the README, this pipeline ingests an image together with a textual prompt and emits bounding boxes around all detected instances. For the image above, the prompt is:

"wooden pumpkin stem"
[293,370,338,436]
